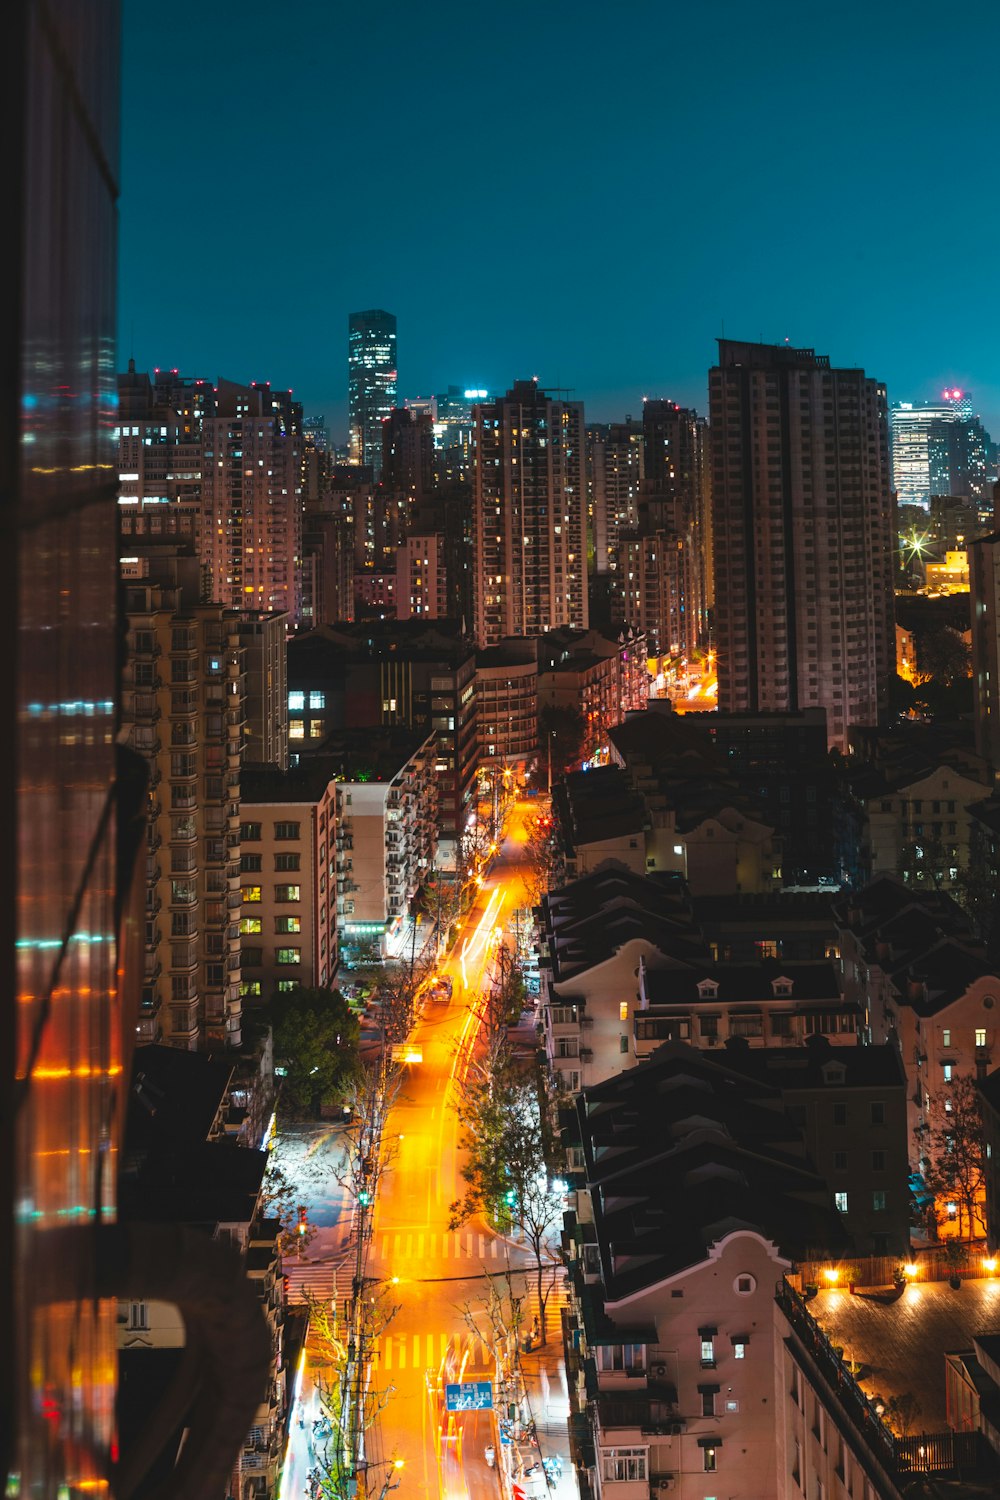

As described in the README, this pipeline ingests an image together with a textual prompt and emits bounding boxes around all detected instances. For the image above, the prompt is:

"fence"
[790,1244,993,1292]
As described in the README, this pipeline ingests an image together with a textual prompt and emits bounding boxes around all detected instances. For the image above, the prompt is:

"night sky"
[119,0,1000,443]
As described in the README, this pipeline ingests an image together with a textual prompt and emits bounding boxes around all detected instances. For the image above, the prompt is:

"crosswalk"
[283,1258,343,1306]
[371,1228,521,1266]
[372,1328,493,1373]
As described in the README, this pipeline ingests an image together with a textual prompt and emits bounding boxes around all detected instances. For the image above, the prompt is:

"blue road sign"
[445,1381,494,1412]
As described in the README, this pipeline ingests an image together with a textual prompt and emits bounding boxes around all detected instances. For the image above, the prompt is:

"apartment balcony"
[146,826,163,854]
[132,734,162,758]
[169,883,197,909]
[170,821,197,846]
[170,944,199,975]
[132,640,162,660]
[146,858,162,886]
[143,955,162,984]
[145,889,162,918]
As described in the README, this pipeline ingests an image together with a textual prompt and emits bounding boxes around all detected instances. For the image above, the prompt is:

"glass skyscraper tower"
[348,308,397,478]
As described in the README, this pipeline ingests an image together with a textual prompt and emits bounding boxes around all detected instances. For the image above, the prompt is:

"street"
[278,800,575,1500]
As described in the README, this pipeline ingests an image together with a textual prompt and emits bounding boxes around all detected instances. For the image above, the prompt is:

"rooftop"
[810,1279,1000,1433]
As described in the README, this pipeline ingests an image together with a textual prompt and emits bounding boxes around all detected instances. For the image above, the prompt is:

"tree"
[916,626,971,687]
[915,1074,988,1241]
[450,1063,566,1346]
[268,985,362,1120]
[897,835,953,891]
[539,704,585,784]
[260,1158,320,1259]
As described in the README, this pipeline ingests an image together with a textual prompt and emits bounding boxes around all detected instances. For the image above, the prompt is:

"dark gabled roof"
[576,1043,849,1298]
[554,767,647,851]
[642,959,842,1007]
[717,1040,907,1091]
[541,863,703,982]
[832,875,969,936]
[119,1139,268,1228]
[125,1044,233,1155]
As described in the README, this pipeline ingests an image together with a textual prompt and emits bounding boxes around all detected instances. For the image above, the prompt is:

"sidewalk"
[510,1328,579,1500]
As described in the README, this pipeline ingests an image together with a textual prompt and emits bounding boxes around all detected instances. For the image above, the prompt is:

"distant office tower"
[588,418,644,574]
[890,390,995,509]
[4,4,145,1486]
[969,532,1000,767]
[472,378,587,646]
[348,309,397,476]
[303,413,329,452]
[710,340,894,752]
[199,378,304,621]
[382,405,434,502]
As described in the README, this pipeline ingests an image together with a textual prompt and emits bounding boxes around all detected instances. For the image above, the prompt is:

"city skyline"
[118,1,1000,438]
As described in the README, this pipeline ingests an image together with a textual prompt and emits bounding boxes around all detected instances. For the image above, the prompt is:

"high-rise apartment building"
[890,390,995,509]
[122,582,246,1051]
[237,611,289,771]
[199,378,304,622]
[587,418,644,574]
[472,378,587,646]
[396,534,448,620]
[348,309,397,477]
[382,405,434,502]
[710,340,894,752]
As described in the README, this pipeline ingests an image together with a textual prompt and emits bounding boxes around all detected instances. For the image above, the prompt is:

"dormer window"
[697,979,719,1000]
[821,1061,847,1086]
[771,977,794,996]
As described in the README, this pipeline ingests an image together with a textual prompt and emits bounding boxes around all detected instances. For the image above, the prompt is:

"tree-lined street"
[279,800,574,1500]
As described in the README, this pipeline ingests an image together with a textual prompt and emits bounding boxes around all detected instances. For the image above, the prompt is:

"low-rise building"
[859,761,989,891]
[117,1045,287,1499]
[835,877,1000,1147]
[316,728,438,959]
[565,1045,999,1499]
[238,765,339,1002]
[475,643,538,775]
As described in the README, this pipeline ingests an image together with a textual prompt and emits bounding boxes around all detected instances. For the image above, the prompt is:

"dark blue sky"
[119,0,1000,443]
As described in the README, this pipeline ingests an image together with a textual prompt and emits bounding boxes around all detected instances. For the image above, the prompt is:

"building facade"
[348,308,398,477]
[198,379,304,623]
[396,534,448,620]
[969,531,1000,767]
[473,379,588,645]
[475,647,539,773]
[709,341,894,752]
[122,583,245,1051]
[239,768,339,1000]
[890,392,994,510]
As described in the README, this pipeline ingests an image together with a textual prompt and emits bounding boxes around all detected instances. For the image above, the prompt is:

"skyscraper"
[890,390,995,509]
[710,340,894,752]
[348,309,397,477]
[472,379,587,646]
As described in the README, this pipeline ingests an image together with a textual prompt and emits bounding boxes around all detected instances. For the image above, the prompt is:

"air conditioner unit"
[659,1481,675,1493]
[668,1422,683,1435]
[652,1363,667,1378]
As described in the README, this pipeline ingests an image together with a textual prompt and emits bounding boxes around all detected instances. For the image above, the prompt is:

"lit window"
[835,1192,848,1213]
[275,885,301,902]
[310,720,324,738]
[288,691,305,711]
[947,1201,958,1218]
[289,722,305,740]
[944,1064,953,1082]
[700,1331,716,1366]
[240,980,262,998]
[872,1190,887,1212]
[309,691,325,709]
[619,1002,629,1022]
[733,1340,746,1360]
[702,1444,718,1473]
[977,1028,987,1047]
[240,917,262,935]
[942,1029,951,1048]
[240,822,262,842]
[276,947,301,965]
[276,916,301,934]
[242,885,262,903]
